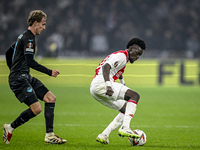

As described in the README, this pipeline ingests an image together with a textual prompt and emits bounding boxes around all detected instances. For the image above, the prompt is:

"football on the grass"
[128,129,147,146]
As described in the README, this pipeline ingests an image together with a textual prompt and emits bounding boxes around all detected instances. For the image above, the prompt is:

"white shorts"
[90,81,129,111]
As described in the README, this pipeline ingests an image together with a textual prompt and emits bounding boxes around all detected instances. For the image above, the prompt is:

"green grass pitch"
[0,58,200,150]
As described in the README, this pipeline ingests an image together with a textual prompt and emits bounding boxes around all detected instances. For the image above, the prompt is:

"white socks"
[102,112,124,136]
[46,132,54,137]
[122,100,137,129]
[101,100,137,136]
[8,124,14,133]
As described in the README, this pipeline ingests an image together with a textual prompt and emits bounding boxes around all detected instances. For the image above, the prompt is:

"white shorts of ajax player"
[90,80,129,111]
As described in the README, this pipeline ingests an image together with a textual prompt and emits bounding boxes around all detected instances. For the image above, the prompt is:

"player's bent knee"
[35,107,42,115]
[48,94,56,103]
[33,105,42,115]
[43,91,56,103]
[132,92,140,101]
[52,95,56,102]
[30,102,42,115]
[125,89,140,102]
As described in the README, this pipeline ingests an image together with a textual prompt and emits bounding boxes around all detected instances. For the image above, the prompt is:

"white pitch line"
[27,123,200,128]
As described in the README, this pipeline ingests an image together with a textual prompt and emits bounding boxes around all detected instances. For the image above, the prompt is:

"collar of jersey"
[124,49,129,62]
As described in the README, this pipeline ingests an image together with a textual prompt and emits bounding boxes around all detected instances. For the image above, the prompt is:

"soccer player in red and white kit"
[90,38,146,144]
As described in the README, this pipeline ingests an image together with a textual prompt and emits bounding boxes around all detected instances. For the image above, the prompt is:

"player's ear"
[32,21,38,27]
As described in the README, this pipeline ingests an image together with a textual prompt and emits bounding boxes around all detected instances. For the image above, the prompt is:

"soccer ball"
[128,129,147,146]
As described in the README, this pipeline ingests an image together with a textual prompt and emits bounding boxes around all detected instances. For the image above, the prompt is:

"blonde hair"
[27,10,47,26]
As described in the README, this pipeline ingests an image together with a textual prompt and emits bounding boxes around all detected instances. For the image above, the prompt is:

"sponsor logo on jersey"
[27,87,33,93]
[114,61,118,67]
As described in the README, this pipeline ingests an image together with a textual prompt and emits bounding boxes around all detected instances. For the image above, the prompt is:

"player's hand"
[52,69,60,77]
[106,86,114,96]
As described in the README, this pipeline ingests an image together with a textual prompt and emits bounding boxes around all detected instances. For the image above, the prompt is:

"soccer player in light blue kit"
[90,38,146,144]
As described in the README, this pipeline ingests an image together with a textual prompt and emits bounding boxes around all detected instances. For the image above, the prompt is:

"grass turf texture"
[0,58,200,150]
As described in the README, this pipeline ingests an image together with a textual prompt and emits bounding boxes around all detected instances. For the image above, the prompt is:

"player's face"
[128,45,143,63]
[35,17,46,35]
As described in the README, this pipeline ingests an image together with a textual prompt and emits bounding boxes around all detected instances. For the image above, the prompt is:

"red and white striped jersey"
[94,50,129,82]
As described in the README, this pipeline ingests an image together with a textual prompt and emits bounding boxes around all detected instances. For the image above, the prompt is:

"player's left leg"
[35,86,66,144]
[118,89,140,138]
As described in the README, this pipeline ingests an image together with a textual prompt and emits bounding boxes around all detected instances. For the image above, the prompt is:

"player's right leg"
[2,124,13,144]
[2,94,40,144]
[96,133,110,144]
[4,74,42,144]
[96,112,124,144]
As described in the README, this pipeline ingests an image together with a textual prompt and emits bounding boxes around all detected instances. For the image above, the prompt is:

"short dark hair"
[126,38,146,50]
[27,10,47,26]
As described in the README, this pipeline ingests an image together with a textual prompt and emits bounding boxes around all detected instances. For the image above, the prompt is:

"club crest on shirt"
[114,61,118,67]
[26,42,34,52]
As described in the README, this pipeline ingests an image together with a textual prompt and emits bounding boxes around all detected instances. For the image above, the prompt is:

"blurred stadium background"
[0,0,199,86]
[0,0,199,58]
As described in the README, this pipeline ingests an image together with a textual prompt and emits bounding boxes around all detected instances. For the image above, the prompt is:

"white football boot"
[2,124,13,144]
[118,126,140,138]
[96,133,110,144]
[45,132,67,144]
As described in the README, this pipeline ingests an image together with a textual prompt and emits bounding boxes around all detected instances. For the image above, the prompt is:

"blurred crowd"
[0,0,200,58]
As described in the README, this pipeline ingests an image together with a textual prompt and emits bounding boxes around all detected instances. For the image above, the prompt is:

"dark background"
[0,0,199,58]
